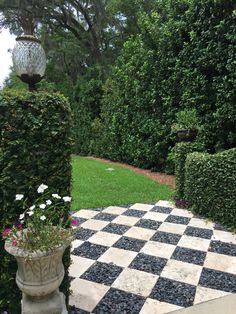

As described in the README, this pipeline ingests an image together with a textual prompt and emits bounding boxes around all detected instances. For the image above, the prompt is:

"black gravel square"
[71,217,87,226]
[70,306,90,314]
[75,228,96,241]
[72,242,108,260]
[94,212,117,221]
[102,223,130,235]
[113,236,146,252]
[171,247,206,265]
[81,261,123,285]
[184,226,213,239]
[135,219,162,230]
[151,206,172,214]
[199,268,236,292]
[208,241,236,256]
[93,288,145,314]
[165,215,191,225]
[122,209,146,218]
[150,277,196,307]
[151,231,181,245]
[129,253,167,275]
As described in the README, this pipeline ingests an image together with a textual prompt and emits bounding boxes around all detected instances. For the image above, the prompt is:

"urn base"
[22,289,67,314]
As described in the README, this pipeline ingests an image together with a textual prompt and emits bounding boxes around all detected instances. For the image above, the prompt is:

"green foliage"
[97,0,236,170]
[173,109,199,131]
[185,149,236,228]
[0,91,72,313]
[175,142,201,201]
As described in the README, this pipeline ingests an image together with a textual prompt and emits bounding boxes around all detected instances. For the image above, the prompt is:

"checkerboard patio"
[69,201,236,314]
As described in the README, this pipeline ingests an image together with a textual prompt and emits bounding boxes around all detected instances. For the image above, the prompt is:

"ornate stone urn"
[5,241,69,314]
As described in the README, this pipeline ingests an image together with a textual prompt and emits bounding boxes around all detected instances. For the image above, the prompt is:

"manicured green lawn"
[71,156,174,210]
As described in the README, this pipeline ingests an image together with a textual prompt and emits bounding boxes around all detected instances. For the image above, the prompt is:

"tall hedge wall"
[0,91,72,313]
[81,0,236,171]
[185,148,236,228]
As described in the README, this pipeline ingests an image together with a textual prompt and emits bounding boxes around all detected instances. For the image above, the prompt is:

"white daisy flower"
[40,215,46,221]
[46,200,52,205]
[15,194,24,201]
[29,205,35,210]
[62,196,72,202]
[27,211,34,216]
[39,204,46,209]
[52,193,61,199]
[37,184,48,194]
[19,213,24,220]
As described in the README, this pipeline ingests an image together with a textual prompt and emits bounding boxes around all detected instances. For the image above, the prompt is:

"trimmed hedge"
[0,91,72,313]
[175,142,200,202]
[185,148,236,228]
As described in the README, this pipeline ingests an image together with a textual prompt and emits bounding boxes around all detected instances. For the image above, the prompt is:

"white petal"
[39,204,46,209]
[16,194,24,200]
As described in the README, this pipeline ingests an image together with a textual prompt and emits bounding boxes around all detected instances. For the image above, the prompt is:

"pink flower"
[11,240,17,246]
[71,219,77,225]
[2,228,11,236]
[17,224,22,230]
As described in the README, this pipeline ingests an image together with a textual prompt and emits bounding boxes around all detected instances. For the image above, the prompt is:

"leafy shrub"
[185,148,236,228]
[175,142,201,202]
[173,109,199,131]
[0,91,72,313]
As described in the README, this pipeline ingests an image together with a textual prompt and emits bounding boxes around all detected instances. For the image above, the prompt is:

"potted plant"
[172,108,199,142]
[2,184,76,314]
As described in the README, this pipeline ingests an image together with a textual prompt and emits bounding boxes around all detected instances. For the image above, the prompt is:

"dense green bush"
[175,142,201,202]
[0,91,72,313]
[185,148,236,228]
[95,0,236,170]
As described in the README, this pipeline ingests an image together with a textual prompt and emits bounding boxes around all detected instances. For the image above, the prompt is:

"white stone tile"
[130,203,154,211]
[141,241,176,259]
[112,268,158,297]
[69,278,109,312]
[188,217,214,230]
[98,247,137,267]
[113,215,140,226]
[161,259,202,285]
[212,230,236,244]
[178,235,211,252]
[194,286,231,305]
[158,222,187,235]
[80,219,109,231]
[71,240,83,251]
[140,298,183,314]
[204,252,236,274]
[143,212,169,222]
[103,206,127,215]
[124,226,156,241]
[155,200,174,208]
[171,208,194,218]
[69,256,95,278]
[73,209,98,219]
[88,231,121,247]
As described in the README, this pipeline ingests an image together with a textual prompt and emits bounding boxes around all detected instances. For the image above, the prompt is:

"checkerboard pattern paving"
[69,201,236,314]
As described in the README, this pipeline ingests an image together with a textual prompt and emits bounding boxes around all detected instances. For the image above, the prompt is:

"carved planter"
[5,241,69,314]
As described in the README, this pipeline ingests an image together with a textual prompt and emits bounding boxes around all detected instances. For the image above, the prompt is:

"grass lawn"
[71,156,174,210]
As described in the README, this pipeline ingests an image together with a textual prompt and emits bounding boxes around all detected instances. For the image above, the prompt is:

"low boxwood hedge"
[0,91,72,313]
[185,148,236,228]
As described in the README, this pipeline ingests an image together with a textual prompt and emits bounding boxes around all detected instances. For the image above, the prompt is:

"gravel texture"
[93,288,145,314]
[151,231,181,245]
[150,277,196,307]
[75,228,96,241]
[129,253,167,275]
[199,268,236,292]
[71,217,87,226]
[214,223,229,231]
[184,226,213,239]
[72,242,108,260]
[208,240,236,256]
[151,206,172,214]
[123,209,146,218]
[102,223,130,235]
[135,219,162,230]
[81,261,123,285]
[165,215,191,225]
[94,212,118,221]
[113,236,146,252]
[171,247,206,265]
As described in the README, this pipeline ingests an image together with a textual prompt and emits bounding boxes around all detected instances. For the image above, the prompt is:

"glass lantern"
[12,35,46,90]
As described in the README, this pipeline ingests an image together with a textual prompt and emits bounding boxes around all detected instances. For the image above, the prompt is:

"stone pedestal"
[22,289,67,314]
